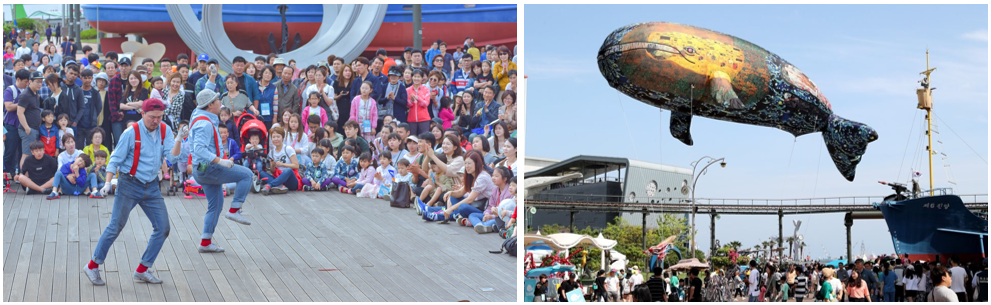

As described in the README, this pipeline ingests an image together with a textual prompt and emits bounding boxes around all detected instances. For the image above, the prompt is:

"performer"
[189,89,254,253]
[84,98,183,285]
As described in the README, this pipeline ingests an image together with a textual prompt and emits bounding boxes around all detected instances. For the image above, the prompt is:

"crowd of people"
[531,255,988,302]
[5,30,520,284]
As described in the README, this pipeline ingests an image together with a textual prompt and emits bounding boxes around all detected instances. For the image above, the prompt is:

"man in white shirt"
[747,260,761,302]
[948,256,968,301]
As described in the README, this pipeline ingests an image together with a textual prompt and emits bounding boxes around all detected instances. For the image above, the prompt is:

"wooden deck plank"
[2,185,517,302]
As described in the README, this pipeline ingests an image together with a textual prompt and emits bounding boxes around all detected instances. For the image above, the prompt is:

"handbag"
[469,197,488,211]
[390,181,410,208]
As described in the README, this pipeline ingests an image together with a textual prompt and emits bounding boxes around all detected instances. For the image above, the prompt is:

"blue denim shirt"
[107,120,179,184]
[189,109,223,166]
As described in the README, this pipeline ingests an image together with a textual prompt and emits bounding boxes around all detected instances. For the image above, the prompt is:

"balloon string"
[616,91,640,160]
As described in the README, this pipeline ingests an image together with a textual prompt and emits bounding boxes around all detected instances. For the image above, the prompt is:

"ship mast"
[917,51,936,196]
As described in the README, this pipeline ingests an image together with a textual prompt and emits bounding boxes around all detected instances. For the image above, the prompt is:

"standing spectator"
[79,69,100,148]
[409,49,429,75]
[17,71,46,169]
[4,69,31,174]
[45,26,52,43]
[948,256,968,301]
[331,65,353,128]
[230,56,260,110]
[451,55,474,95]
[424,40,441,70]
[349,57,379,110]
[55,24,61,44]
[378,65,407,125]
[377,48,396,75]
[61,38,76,60]
[533,274,548,302]
[188,53,210,87]
[605,269,621,302]
[466,41,480,65]
[405,69,431,136]
[194,59,225,96]
[93,72,112,144]
[929,266,959,301]
[274,63,301,123]
[107,57,133,148]
[56,63,85,147]
[794,265,809,302]
[45,44,62,72]
[846,267,872,302]
[255,65,277,128]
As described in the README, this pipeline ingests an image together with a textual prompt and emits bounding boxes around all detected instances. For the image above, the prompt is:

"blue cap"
[80,58,90,67]
[197,53,209,62]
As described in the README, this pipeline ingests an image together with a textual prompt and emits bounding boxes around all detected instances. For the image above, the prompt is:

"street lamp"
[689,156,726,259]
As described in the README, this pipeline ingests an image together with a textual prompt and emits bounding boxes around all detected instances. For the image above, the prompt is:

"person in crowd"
[194,59,225,96]
[36,110,59,157]
[605,269,621,302]
[336,120,370,157]
[259,126,300,195]
[451,55,475,96]
[17,71,46,169]
[929,265,958,301]
[498,89,517,128]
[285,113,311,164]
[220,74,256,118]
[7,69,32,173]
[350,81,378,142]
[409,49,429,75]
[469,85,501,132]
[275,63,302,124]
[493,46,516,99]
[331,144,360,192]
[254,65,277,127]
[472,60,495,100]
[494,137,518,175]
[466,165,512,233]
[86,150,108,198]
[301,147,335,191]
[405,69,431,136]
[486,120,510,158]
[846,265,872,302]
[948,256,968,301]
[229,56,260,108]
[46,153,92,199]
[188,54,210,89]
[421,149,487,223]
[471,134,497,166]
[83,126,109,163]
[13,141,57,194]
[332,65,354,128]
[379,65,408,125]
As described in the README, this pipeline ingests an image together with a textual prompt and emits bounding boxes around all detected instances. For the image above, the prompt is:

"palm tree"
[728,241,742,251]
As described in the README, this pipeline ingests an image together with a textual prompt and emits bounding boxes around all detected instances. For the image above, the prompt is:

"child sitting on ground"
[420,155,454,208]
[56,113,74,151]
[317,138,337,163]
[389,158,414,201]
[302,147,334,191]
[496,177,517,232]
[56,134,82,169]
[86,150,108,198]
[359,151,396,198]
[14,141,57,194]
[347,152,375,195]
[47,154,92,199]
[331,145,360,193]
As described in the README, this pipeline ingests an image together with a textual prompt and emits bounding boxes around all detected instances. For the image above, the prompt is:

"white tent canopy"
[524,233,618,252]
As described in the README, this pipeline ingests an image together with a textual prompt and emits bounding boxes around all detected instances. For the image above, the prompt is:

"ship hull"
[80,4,516,56]
[876,195,987,263]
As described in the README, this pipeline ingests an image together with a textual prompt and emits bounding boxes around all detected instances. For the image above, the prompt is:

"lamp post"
[689,156,726,259]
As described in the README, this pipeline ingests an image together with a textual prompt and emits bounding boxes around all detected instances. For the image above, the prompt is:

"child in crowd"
[419,154,452,207]
[331,145,360,193]
[393,158,415,203]
[350,81,378,142]
[372,125,393,160]
[38,110,59,157]
[317,138,336,161]
[82,127,109,164]
[386,133,407,167]
[285,113,311,165]
[219,107,237,146]
[308,128,328,161]
[302,147,334,191]
[56,113,75,150]
[306,115,322,137]
[244,134,266,172]
[347,152,375,195]
[324,121,344,151]
[87,150,108,198]
[496,177,518,231]
[46,154,91,199]
[402,136,421,165]
[57,134,82,169]
[149,76,165,101]
[363,151,395,199]
[438,96,455,129]
[218,124,241,163]
[302,92,328,134]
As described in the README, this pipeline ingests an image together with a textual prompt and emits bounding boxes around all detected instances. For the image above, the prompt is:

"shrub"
[81,28,97,39]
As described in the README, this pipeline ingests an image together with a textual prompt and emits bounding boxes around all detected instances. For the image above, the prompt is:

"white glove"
[100,182,113,195]
[218,159,234,168]
[176,126,189,140]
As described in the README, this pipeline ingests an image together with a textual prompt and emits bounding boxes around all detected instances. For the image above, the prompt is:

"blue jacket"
[59,161,88,187]
[195,75,226,96]
[79,87,101,129]
[470,100,501,129]
[257,82,276,122]
[375,79,408,121]
[350,73,381,103]
[223,137,241,161]
[239,73,260,104]
[451,68,473,94]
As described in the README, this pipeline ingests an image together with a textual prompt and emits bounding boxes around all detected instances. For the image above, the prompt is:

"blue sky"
[525,5,988,259]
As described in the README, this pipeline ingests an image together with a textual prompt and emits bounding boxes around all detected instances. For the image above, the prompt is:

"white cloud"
[962,29,988,42]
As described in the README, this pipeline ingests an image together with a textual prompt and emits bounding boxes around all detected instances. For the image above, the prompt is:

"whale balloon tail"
[823,114,878,181]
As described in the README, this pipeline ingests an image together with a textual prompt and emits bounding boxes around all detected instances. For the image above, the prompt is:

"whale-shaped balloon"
[598,22,877,181]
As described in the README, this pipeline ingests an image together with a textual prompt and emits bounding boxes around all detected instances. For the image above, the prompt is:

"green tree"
[727,240,742,251]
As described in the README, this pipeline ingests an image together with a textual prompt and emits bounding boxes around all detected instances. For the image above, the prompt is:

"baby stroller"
[239,114,270,193]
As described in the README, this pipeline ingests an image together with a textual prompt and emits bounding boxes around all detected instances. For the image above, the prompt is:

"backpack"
[502,235,516,256]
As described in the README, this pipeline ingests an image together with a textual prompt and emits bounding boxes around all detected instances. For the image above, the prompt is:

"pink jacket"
[356,165,376,185]
[349,96,378,131]
[484,184,513,219]
[406,84,431,123]
[439,108,455,129]
[301,105,328,134]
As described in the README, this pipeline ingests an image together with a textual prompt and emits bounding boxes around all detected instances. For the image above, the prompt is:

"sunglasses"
[429,78,439,81]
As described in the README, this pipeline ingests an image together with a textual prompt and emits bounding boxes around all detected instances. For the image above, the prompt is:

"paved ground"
[3,185,516,302]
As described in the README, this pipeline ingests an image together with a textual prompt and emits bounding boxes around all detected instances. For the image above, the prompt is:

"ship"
[79,4,516,57]
[874,52,988,264]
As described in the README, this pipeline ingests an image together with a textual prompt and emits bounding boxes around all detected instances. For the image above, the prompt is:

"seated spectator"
[487,121,510,158]
[345,152,376,195]
[467,166,513,232]
[495,137,518,176]
[301,147,335,191]
[418,154,453,208]
[46,153,91,199]
[337,120,370,157]
[471,134,497,166]
[87,150,108,198]
[14,141,57,194]
[57,134,82,169]
[330,146,360,193]
[420,150,491,223]
[260,126,301,195]
[82,127,109,164]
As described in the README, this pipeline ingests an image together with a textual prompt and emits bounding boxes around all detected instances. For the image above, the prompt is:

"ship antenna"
[917,50,936,196]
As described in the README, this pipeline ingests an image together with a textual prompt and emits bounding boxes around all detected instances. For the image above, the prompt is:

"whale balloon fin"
[823,114,878,181]
[708,71,744,110]
[670,111,694,146]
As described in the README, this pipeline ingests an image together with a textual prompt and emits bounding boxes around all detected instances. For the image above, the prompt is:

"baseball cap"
[197,53,209,62]
[142,98,166,112]
[272,58,286,66]
[134,65,150,74]
[29,70,45,80]
[387,65,403,77]
[404,47,413,53]
[118,57,132,66]
[207,59,219,65]
[406,135,419,143]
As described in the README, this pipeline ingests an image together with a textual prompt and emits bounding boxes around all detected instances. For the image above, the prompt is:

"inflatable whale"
[598,22,877,181]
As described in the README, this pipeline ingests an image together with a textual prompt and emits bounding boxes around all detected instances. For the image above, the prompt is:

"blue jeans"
[748,295,759,302]
[352,183,364,193]
[91,174,169,268]
[468,213,496,227]
[192,162,253,239]
[4,124,21,173]
[259,169,298,189]
[112,122,127,152]
[424,196,483,221]
[884,291,894,302]
[52,172,85,195]
[88,173,105,190]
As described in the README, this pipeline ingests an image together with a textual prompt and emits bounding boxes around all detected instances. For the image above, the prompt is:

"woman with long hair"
[333,65,355,129]
[119,72,149,124]
[495,137,518,176]
[845,268,871,302]
[464,165,513,232]
[488,121,509,157]
[163,73,187,131]
[420,149,491,223]
[285,113,311,165]
[492,46,517,100]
